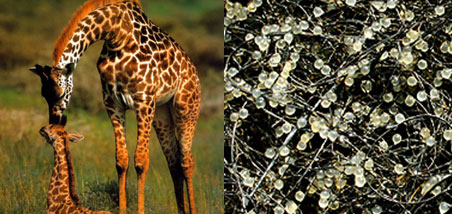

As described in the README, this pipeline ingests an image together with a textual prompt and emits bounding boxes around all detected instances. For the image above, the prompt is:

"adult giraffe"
[30,0,201,213]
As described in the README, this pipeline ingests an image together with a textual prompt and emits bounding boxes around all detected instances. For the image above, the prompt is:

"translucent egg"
[379,140,389,151]
[436,5,445,16]
[417,59,428,70]
[292,24,302,34]
[313,7,324,17]
[361,80,372,93]
[285,200,298,214]
[440,202,451,214]
[417,90,427,102]
[405,95,415,107]
[443,129,452,141]
[395,113,405,124]
[252,51,262,60]
[346,0,356,6]
[381,112,390,124]
[364,159,374,171]
[407,76,418,87]
[328,130,339,142]
[344,166,354,175]
[361,65,370,75]
[279,164,289,176]
[275,126,283,137]
[314,59,324,70]
[274,179,284,190]
[353,41,363,52]
[299,133,310,144]
[282,122,292,134]
[318,198,329,209]
[284,33,294,44]
[336,178,347,190]
[313,26,323,35]
[255,97,266,108]
[296,141,307,151]
[245,33,254,42]
[383,92,394,103]
[297,117,307,128]
[274,206,284,214]
[230,112,239,122]
[392,133,402,145]
[321,65,331,76]
[320,190,330,199]
[279,145,290,156]
[394,164,405,174]
[317,170,326,179]
[330,201,340,210]
[321,99,331,108]
[405,10,415,21]
[295,191,305,202]
[239,108,249,119]
[363,27,374,39]
[265,147,276,159]
[353,166,364,176]
[300,20,309,30]
[441,41,449,54]
[372,205,383,214]
[243,176,254,187]
[371,1,386,12]
[285,106,296,116]
[324,177,333,187]
[281,23,292,32]
[441,69,452,79]
[344,76,354,86]
[432,186,441,196]
[254,0,263,7]
[390,48,400,59]
[290,52,300,61]
[380,17,391,28]
[247,2,256,12]
[354,175,366,187]
[430,88,440,101]
[371,22,381,32]
[270,24,280,33]
[344,36,354,45]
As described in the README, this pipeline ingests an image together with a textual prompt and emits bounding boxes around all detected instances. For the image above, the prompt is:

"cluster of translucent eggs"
[224,0,452,212]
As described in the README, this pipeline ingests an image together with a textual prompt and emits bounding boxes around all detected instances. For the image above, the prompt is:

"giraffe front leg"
[106,107,128,214]
[135,101,154,214]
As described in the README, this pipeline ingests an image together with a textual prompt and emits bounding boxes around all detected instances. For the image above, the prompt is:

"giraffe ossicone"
[40,123,111,214]
[32,0,201,213]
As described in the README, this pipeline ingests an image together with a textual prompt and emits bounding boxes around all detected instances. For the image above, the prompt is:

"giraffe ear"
[68,133,84,143]
[63,63,75,76]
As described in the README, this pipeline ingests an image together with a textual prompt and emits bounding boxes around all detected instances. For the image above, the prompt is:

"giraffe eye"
[57,131,64,136]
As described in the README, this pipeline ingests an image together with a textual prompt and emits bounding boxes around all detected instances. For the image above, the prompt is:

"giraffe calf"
[40,123,111,214]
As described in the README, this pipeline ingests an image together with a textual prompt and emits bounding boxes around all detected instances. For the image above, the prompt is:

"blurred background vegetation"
[0,0,223,213]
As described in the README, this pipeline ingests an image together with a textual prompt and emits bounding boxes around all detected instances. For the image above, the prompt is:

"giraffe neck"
[56,2,136,69]
[47,139,80,207]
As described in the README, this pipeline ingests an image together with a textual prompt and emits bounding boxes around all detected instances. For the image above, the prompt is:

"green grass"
[0,88,223,213]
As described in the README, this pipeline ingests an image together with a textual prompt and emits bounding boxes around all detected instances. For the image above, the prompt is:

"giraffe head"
[30,63,75,124]
[39,118,84,148]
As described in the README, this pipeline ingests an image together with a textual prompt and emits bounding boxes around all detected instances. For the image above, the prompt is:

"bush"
[224,0,452,213]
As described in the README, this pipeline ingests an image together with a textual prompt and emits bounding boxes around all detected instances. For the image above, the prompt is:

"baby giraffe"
[40,122,111,214]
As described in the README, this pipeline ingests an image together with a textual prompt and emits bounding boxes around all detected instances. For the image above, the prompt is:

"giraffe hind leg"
[172,81,201,214]
[153,104,187,213]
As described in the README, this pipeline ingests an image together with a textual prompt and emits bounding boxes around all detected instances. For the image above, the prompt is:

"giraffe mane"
[53,0,141,66]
